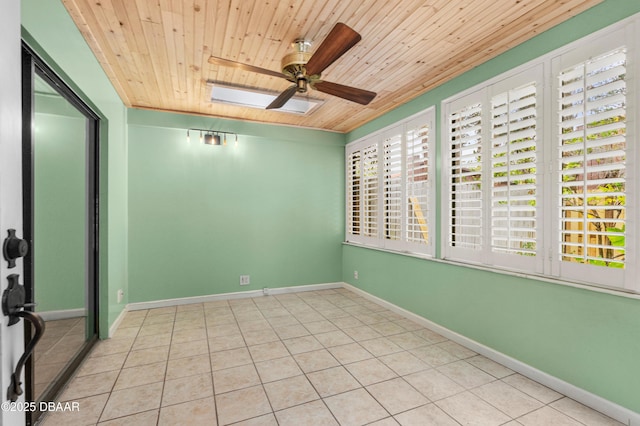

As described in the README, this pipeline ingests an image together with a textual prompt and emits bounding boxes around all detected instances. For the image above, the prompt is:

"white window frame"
[442,66,544,273]
[549,25,638,292]
[381,124,404,252]
[346,140,380,246]
[441,14,639,293]
[345,108,435,257]
[442,88,486,264]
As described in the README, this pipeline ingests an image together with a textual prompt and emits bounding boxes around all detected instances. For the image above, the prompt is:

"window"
[447,98,483,254]
[490,82,538,258]
[558,48,626,269]
[406,121,431,246]
[383,128,402,244]
[346,141,379,241]
[346,141,379,240]
[552,37,634,290]
[442,18,639,292]
[443,68,542,270]
[346,149,361,238]
[362,143,379,238]
[346,109,435,256]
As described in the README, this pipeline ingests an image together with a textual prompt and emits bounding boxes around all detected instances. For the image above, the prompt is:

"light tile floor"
[34,317,86,400]
[39,288,623,426]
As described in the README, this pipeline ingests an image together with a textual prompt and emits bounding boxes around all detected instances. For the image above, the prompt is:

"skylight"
[209,82,323,115]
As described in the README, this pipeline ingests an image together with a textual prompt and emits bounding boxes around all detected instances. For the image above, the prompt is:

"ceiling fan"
[208,23,376,110]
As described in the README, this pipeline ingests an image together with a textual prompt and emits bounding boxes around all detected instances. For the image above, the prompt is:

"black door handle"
[8,311,45,401]
[2,274,46,402]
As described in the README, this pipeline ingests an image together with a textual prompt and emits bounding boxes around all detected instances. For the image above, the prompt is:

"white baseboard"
[125,282,344,311]
[112,282,343,334]
[37,308,85,321]
[342,283,640,426]
[107,280,638,424]
[108,306,128,338]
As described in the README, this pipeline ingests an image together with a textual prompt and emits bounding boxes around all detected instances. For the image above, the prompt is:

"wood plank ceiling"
[62,0,602,133]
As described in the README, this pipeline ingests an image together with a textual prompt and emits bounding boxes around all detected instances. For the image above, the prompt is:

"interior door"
[1,2,27,426]
[21,44,99,425]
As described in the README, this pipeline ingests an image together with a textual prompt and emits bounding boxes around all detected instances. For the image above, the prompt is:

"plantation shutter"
[383,129,403,247]
[439,23,638,292]
[346,149,361,239]
[405,119,431,251]
[558,47,626,274]
[447,99,483,253]
[362,142,379,239]
[490,82,538,257]
[346,108,435,256]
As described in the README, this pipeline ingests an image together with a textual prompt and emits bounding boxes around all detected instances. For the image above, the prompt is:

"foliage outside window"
[558,48,626,269]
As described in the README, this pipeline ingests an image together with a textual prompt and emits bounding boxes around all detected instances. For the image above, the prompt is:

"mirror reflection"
[31,73,89,399]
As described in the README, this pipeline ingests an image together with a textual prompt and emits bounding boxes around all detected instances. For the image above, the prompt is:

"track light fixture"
[187,128,238,147]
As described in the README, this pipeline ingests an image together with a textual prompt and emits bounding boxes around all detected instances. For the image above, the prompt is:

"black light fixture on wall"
[186,128,238,147]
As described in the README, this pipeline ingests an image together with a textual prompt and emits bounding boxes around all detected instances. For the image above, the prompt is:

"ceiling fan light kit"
[208,23,376,112]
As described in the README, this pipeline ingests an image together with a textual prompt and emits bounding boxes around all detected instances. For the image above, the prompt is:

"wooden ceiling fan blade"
[208,56,286,79]
[313,81,376,105]
[266,85,298,110]
[305,23,361,76]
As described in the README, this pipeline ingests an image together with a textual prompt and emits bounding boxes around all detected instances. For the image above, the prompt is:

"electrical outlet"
[117,289,124,303]
[263,287,270,295]
[354,270,359,280]
[239,275,250,286]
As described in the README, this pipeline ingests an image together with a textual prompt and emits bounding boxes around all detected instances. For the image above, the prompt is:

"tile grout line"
[155,306,177,426]
[202,303,220,426]
[39,288,625,426]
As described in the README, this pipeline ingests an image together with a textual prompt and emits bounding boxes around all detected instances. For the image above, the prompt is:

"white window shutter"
[405,120,431,252]
[383,129,403,248]
[361,142,379,240]
[438,19,638,293]
[445,93,484,262]
[346,108,435,256]
[490,82,538,257]
[346,148,361,240]
[556,47,627,288]
[345,140,379,245]
[444,68,542,269]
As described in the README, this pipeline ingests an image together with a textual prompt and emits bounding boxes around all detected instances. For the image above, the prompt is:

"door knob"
[3,229,28,268]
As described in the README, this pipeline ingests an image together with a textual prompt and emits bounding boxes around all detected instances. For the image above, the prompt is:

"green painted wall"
[343,246,640,413]
[22,0,129,337]
[127,110,345,302]
[18,0,640,414]
[34,102,86,312]
[343,0,640,415]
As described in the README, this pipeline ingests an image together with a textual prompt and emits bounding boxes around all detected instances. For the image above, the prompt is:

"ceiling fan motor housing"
[282,39,313,80]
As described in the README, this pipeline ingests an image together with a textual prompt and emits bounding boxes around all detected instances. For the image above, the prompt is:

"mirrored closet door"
[22,43,99,425]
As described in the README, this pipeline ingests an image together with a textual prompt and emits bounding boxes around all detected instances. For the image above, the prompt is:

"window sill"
[342,241,434,261]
